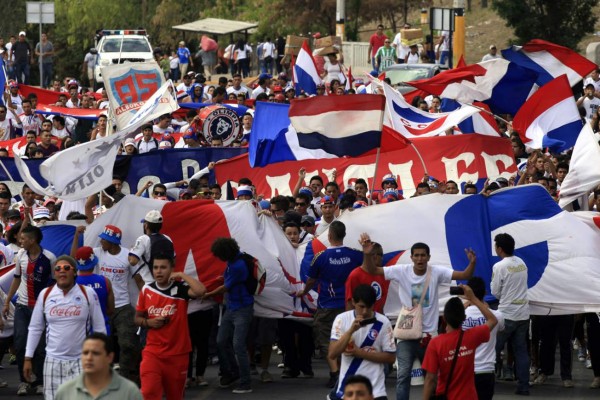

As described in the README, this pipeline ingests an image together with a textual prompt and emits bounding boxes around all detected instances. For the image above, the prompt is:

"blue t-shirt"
[308,246,363,309]
[177,47,191,64]
[76,273,110,335]
[224,254,254,311]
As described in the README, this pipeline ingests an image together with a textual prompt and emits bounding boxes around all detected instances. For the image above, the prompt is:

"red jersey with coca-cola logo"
[136,281,192,356]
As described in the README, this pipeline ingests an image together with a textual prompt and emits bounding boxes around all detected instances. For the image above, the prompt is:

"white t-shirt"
[262,42,276,58]
[392,32,410,60]
[481,53,502,62]
[26,284,106,360]
[463,306,505,373]
[490,255,529,321]
[129,233,174,284]
[383,264,453,333]
[331,310,396,398]
[93,246,133,308]
[234,44,252,60]
[439,31,450,51]
[315,217,335,236]
[0,116,19,141]
[169,56,179,69]
[226,86,250,97]
[251,85,268,99]
[582,96,600,120]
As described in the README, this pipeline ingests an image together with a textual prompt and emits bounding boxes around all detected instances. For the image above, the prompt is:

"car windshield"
[385,67,433,85]
[101,38,150,53]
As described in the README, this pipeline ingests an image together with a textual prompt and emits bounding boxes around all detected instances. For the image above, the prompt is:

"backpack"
[139,233,175,274]
[238,252,266,296]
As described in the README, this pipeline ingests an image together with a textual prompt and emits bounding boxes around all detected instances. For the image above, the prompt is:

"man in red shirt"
[134,253,206,400]
[345,241,389,313]
[368,25,388,73]
[422,284,498,400]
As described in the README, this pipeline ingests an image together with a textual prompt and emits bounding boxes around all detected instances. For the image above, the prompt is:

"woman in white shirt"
[234,40,252,78]
[322,53,346,84]
[405,45,420,64]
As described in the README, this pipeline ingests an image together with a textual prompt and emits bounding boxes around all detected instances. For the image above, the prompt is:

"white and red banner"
[84,196,301,318]
[101,62,166,129]
[217,134,517,198]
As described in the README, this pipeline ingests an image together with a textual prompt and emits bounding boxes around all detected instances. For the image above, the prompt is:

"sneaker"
[586,359,593,369]
[502,367,515,381]
[260,370,273,383]
[301,369,314,378]
[277,362,284,368]
[232,386,252,394]
[533,374,547,385]
[573,340,580,350]
[578,348,586,361]
[563,380,574,388]
[196,376,209,387]
[327,371,339,388]
[529,366,538,379]
[0,380,7,388]
[35,385,43,395]
[281,368,300,379]
[590,377,600,389]
[219,375,239,388]
[515,389,530,396]
[16,383,29,396]
[9,354,16,365]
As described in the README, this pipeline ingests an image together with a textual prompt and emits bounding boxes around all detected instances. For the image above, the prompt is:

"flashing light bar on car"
[102,29,147,36]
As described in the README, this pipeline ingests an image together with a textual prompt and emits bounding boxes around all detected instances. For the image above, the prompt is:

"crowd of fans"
[0,28,598,400]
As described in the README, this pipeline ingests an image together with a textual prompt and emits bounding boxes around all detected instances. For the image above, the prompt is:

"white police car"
[94,29,154,85]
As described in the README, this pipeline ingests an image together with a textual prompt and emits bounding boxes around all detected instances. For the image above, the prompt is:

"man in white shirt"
[251,74,271,99]
[226,74,250,97]
[262,38,276,75]
[24,255,106,400]
[392,23,412,63]
[463,276,505,400]
[18,99,42,135]
[328,284,395,400]
[490,233,530,396]
[72,224,141,385]
[360,235,476,400]
[137,124,159,154]
[584,68,600,92]
[0,104,22,140]
[576,83,600,121]
[482,45,502,62]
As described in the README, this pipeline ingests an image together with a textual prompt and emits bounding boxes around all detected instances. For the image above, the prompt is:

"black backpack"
[138,233,175,274]
[238,252,266,296]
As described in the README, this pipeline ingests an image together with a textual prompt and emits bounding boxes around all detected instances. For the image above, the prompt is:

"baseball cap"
[258,73,272,80]
[142,210,163,224]
[6,209,20,220]
[301,215,315,226]
[274,93,285,101]
[179,189,193,199]
[299,187,312,197]
[98,224,122,244]
[320,195,335,205]
[490,44,497,50]
[9,81,18,88]
[158,140,172,149]
[258,200,270,210]
[32,207,51,221]
[43,197,57,207]
[284,86,295,93]
[273,85,283,92]
[75,246,98,271]
[123,138,135,148]
[353,200,368,209]
[19,31,26,37]
[382,174,398,187]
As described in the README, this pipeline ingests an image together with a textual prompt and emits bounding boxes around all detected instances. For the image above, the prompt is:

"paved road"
[0,351,596,399]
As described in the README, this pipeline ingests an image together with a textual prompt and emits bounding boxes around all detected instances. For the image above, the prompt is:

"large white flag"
[101,61,166,130]
[14,81,178,201]
[558,124,600,208]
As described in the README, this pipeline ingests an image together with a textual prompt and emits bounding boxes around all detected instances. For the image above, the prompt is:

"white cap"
[33,207,50,220]
[143,210,163,223]
[123,138,136,148]
[19,31,26,37]
[158,141,172,149]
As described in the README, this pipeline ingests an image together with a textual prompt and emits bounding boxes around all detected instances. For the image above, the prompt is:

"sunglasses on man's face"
[54,264,73,272]
[153,191,166,196]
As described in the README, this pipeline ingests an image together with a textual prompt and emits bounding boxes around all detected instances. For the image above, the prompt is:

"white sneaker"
[533,374,547,385]
[16,383,29,396]
[0,380,7,388]
[586,358,593,369]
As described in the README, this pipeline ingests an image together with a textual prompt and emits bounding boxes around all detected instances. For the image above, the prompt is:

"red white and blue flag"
[35,104,105,120]
[249,95,385,167]
[512,74,583,152]
[383,83,480,138]
[502,39,597,86]
[292,40,323,96]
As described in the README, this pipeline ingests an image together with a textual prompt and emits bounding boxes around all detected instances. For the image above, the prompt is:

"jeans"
[371,57,378,73]
[170,68,179,82]
[395,339,425,400]
[217,304,253,387]
[439,51,449,66]
[14,304,45,385]
[14,62,30,84]
[495,319,530,392]
[41,63,53,88]
[239,59,250,78]
[111,305,141,384]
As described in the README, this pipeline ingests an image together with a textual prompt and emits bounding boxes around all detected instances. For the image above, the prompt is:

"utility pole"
[453,0,465,67]
[336,0,346,40]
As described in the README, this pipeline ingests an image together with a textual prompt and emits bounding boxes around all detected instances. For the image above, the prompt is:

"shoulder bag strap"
[445,330,464,397]
[416,267,432,306]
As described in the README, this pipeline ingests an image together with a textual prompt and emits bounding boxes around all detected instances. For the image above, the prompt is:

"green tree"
[492,0,599,49]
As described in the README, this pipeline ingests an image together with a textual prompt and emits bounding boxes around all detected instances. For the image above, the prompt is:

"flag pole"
[369,146,381,205]
[464,102,511,125]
